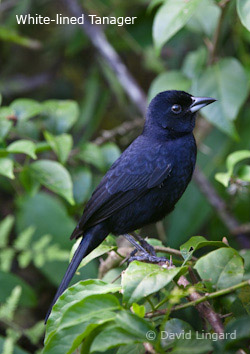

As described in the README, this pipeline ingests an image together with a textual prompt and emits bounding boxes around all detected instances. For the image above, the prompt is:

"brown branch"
[63,0,147,115]
[193,168,250,248]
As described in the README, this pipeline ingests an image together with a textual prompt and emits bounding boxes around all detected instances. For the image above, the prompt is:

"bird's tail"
[45,223,108,323]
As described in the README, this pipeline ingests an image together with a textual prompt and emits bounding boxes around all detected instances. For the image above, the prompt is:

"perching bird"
[45,90,216,322]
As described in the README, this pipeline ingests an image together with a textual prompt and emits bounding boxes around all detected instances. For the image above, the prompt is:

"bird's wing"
[71,138,172,239]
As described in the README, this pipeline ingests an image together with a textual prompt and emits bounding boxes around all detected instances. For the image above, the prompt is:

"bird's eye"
[171,104,182,114]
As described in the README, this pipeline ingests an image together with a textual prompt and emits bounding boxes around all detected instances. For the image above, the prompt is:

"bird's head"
[145,90,216,137]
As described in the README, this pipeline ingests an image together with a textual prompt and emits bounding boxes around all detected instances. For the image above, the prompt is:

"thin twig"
[146,279,250,319]
[93,118,143,145]
[154,246,197,261]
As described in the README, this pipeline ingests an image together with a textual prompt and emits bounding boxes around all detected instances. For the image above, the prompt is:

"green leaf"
[192,58,249,138]
[44,131,73,164]
[29,160,75,204]
[182,47,207,80]
[0,248,15,272]
[43,100,79,134]
[0,215,14,247]
[187,0,221,37]
[90,311,153,353]
[132,303,145,318]
[0,120,12,140]
[72,167,92,204]
[0,286,22,321]
[77,142,106,171]
[215,150,250,187]
[194,248,244,290]
[237,0,250,31]
[70,238,116,270]
[0,271,37,307]
[0,336,29,354]
[148,71,191,102]
[153,0,202,50]
[161,318,194,348]
[216,316,250,352]
[16,192,76,285]
[180,236,228,263]
[7,140,37,159]
[122,261,187,305]
[14,226,35,251]
[10,99,42,121]
[45,279,121,341]
[0,158,14,179]
[44,294,121,354]
[101,143,121,169]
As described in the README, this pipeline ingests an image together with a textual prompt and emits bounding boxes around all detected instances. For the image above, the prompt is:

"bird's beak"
[189,96,216,113]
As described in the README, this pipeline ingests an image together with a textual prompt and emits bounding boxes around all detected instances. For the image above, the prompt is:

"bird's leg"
[132,232,156,256]
[123,234,146,253]
[123,234,169,265]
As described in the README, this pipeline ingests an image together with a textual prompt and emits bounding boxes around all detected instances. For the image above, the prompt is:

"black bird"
[45,90,216,322]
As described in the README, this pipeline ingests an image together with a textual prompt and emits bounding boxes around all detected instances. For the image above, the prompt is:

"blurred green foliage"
[0,0,250,352]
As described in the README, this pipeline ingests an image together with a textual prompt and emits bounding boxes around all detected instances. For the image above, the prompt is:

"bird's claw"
[127,251,169,265]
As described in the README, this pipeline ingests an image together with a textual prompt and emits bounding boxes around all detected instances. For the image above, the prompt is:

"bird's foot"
[127,251,169,266]
[131,233,156,256]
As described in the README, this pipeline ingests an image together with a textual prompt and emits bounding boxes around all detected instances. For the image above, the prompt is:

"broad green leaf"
[0,271,37,307]
[215,150,250,187]
[72,167,92,204]
[16,192,76,285]
[194,248,244,290]
[0,26,41,49]
[90,311,153,352]
[237,0,250,31]
[182,47,207,80]
[165,338,212,353]
[29,160,74,204]
[101,143,121,168]
[161,318,194,348]
[77,142,106,171]
[7,139,37,159]
[122,261,187,305]
[0,215,14,247]
[44,131,73,164]
[148,71,191,102]
[45,279,121,341]
[70,238,116,270]
[0,107,15,119]
[44,294,121,354]
[10,99,42,121]
[187,0,221,36]
[0,158,14,179]
[43,100,79,134]
[153,0,202,50]
[215,316,250,352]
[192,58,249,138]
[180,236,228,263]
[0,119,12,140]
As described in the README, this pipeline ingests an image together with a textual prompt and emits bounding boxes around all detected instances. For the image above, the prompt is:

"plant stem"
[146,280,250,318]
